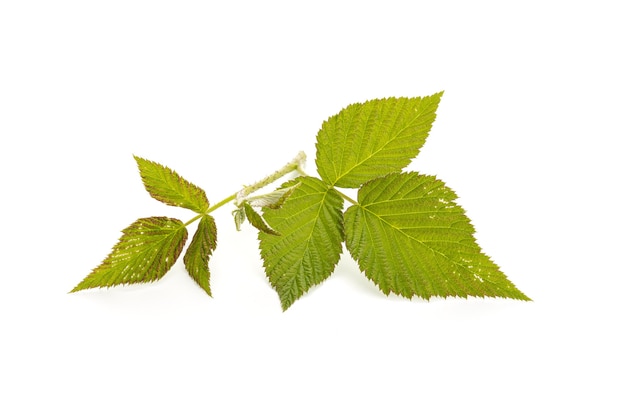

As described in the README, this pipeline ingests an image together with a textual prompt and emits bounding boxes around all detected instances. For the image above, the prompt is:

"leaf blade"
[134,156,210,213]
[259,177,344,310]
[243,202,279,236]
[183,215,217,296]
[72,217,188,292]
[344,173,530,301]
[315,93,443,188]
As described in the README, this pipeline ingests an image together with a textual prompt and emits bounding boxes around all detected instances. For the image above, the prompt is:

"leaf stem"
[236,151,306,204]
[184,213,205,227]
[206,193,237,214]
[185,152,306,226]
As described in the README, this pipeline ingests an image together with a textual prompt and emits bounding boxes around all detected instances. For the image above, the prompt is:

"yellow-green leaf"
[72,217,188,292]
[344,173,530,301]
[315,93,443,188]
[243,202,279,235]
[183,215,217,296]
[259,177,344,310]
[134,156,209,213]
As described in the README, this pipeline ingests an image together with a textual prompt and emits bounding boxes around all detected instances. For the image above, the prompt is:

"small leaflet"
[71,217,188,292]
[243,203,279,236]
[183,215,217,296]
[134,156,210,213]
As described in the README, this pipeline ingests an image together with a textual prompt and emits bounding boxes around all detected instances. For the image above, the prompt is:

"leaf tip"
[515,291,533,302]
[69,279,90,293]
[280,298,294,312]
[199,285,213,298]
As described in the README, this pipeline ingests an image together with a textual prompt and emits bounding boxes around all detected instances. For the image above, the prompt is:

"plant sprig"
[72,92,530,310]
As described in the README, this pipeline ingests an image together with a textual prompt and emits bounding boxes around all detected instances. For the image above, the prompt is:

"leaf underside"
[344,172,530,301]
[247,183,300,209]
[315,93,443,188]
[134,156,210,213]
[259,176,344,310]
[243,202,279,235]
[183,215,217,296]
[71,217,188,292]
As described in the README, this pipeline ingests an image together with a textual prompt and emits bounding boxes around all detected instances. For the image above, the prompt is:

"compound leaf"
[315,93,443,188]
[183,215,217,296]
[259,176,344,310]
[344,172,530,301]
[71,217,188,292]
[134,156,209,213]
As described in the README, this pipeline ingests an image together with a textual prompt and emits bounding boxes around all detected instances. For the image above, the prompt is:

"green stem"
[184,213,205,227]
[237,151,306,204]
[184,151,306,226]
[206,193,237,214]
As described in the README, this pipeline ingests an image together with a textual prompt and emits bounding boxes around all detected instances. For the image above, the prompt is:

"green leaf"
[315,93,443,188]
[344,172,530,301]
[71,217,188,292]
[134,156,210,213]
[183,215,217,296]
[259,176,344,310]
[243,202,279,235]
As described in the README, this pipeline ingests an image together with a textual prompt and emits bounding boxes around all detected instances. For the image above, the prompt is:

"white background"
[1,1,624,415]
